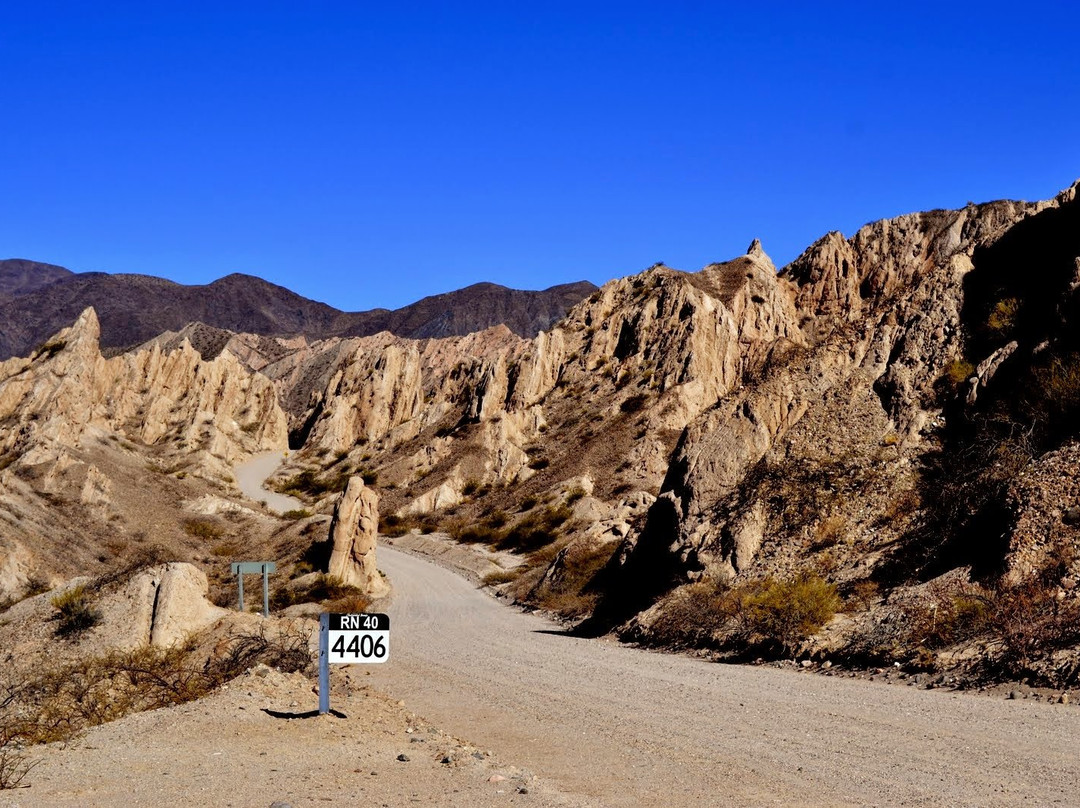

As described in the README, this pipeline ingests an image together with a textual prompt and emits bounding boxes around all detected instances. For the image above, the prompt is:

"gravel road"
[370,547,1080,807]
[234,451,303,514]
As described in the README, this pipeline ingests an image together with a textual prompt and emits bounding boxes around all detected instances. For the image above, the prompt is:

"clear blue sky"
[1,2,1077,311]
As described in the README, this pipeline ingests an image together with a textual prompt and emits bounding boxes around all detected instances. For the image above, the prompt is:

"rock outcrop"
[0,307,288,478]
[327,477,388,597]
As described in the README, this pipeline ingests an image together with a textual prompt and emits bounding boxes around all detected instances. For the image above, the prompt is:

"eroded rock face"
[96,562,229,649]
[0,308,288,478]
[327,477,389,597]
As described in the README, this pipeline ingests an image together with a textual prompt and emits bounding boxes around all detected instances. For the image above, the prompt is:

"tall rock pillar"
[327,477,389,598]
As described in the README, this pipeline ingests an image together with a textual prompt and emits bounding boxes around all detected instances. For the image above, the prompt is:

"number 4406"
[331,633,386,659]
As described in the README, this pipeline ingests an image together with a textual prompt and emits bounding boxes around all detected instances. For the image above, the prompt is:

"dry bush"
[182,518,224,541]
[644,579,739,649]
[50,586,101,638]
[482,567,521,586]
[809,515,847,552]
[0,625,313,767]
[0,746,38,790]
[497,505,573,553]
[272,573,370,613]
[526,542,617,618]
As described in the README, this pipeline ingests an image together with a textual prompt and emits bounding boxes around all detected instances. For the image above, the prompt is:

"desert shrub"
[986,296,1020,335]
[498,505,573,553]
[737,575,841,655]
[0,746,38,790]
[0,626,313,767]
[482,567,521,586]
[282,509,311,520]
[452,524,503,545]
[843,578,880,611]
[278,470,349,499]
[462,479,481,497]
[240,421,261,434]
[645,579,740,649]
[620,393,648,413]
[518,496,538,512]
[359,468,378,486]
[565,487,587,505]
[809,515,847,552]
[50,586,101,638]
[527,456,549,471]
[527,542,618,618]
[274,573,371,613]
[182,519,223,541]
[943,359,975,386]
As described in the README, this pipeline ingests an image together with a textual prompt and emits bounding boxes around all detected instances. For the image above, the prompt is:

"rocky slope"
[0,259,596,358]
[5,180,1080,690]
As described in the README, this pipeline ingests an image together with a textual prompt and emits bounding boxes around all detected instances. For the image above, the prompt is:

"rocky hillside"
[0,259,596,358]
[241,179,1080,686]
[5,180,1080,689]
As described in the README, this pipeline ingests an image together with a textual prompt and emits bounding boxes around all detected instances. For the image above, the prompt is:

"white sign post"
[318,612,390,714]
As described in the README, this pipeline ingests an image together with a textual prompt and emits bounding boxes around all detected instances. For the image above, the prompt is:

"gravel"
[369,546,1080,807]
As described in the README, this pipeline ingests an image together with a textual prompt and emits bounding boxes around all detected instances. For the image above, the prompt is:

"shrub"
[527,457,549,471]
[738,575,841,655]
[498,505,573,553]
[943,359,975,387]
[462,479,481,497]
[282,509,312,520]
[0,746,38,790]
[182,519,224,541]
[620,393,648,413]
[50,586,101,638]
[482,568,521,586]
[987,296,1020,334]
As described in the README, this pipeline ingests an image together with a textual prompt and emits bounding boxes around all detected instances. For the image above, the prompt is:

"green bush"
[738,575,840,655]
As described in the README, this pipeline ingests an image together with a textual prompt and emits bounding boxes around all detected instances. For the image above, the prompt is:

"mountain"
[0,259,72,299]
[0,260,597,359]
[5,180,1080,691]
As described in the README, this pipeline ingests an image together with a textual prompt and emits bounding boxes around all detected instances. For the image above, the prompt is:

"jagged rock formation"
[327,477,388,597]
[5,180,1080,685]
[0,307,287,476]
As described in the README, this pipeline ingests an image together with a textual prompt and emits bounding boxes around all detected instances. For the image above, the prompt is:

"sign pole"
[237,571,245,612]
[262,563,270,617]
[318,612,330,715]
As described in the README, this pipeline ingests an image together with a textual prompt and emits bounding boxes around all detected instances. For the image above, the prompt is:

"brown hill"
[0,260,596,358]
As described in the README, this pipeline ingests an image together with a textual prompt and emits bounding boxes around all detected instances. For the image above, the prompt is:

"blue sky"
[1,2,1077,310]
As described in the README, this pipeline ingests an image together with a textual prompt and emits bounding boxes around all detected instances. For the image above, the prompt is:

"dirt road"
[234,451,303,514]
[370,547,1080,807]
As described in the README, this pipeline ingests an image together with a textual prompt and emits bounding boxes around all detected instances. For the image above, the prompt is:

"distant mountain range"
[0,259,596,359]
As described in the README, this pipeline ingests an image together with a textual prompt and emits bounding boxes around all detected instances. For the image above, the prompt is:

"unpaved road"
[234,451,303,514]
[370,547,1080,807]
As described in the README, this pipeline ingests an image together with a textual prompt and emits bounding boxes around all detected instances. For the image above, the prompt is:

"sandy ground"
[367,547,1080,807]
[234,452,304,514]
[5,665,591,808]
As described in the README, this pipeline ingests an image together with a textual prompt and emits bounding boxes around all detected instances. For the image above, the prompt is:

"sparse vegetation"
[50,585,101,638]
[282,509,312,520]
[182,519,224,541]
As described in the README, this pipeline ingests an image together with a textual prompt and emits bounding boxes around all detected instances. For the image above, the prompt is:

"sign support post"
[317,612,390,715]
[230,561,277,617]
[318,613,330,715]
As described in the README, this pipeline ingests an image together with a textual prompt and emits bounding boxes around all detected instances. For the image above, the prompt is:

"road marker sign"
[318,612,391,714]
